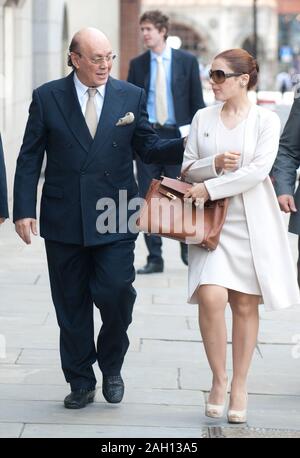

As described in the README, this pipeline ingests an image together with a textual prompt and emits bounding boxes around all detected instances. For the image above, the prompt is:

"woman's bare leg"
[228,290,260,410]
[197,285,228,404]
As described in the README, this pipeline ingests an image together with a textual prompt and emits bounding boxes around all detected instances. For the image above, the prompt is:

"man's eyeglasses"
[209,69,244,84]
[73,52,117,65]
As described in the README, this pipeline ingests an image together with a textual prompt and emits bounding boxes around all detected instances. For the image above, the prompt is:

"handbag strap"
[179,161,195,182]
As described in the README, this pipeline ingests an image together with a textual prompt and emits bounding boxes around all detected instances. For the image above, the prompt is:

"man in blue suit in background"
[0,135,9,224]
[13,28,184,410]
[128,10,205,273]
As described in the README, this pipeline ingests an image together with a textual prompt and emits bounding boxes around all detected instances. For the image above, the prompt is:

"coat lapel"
[171,49,182,95]
[242,104,260,166]
[52,72,93,153]
[215,103,259,166]
[143,51,151,95]
[82,77,127,168]
[171,49,180,94]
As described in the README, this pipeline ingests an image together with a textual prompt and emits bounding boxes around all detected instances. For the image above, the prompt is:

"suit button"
[104,171,110,177]
[112,142,118,148]
[80,170,86,176]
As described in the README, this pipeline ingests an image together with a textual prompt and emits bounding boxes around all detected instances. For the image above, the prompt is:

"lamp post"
[253,0,258,58]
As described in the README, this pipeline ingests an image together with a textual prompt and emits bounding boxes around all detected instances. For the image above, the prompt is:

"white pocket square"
[116,112,135,127]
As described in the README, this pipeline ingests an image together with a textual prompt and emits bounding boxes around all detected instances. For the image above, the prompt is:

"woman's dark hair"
[214,48,260,90]
[139,10,169,41]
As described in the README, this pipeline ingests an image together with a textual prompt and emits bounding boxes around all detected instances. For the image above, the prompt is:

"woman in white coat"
[183,49,300,423]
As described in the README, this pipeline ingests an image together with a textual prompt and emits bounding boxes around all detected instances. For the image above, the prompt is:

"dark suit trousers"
[136,127,182,264]
[297,236,300,288]
[45,239,136,391]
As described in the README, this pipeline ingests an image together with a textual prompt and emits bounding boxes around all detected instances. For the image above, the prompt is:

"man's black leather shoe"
[137,262,164,274]
[180,243,188,266]
[102,375,124,403]
[64,389,95,409]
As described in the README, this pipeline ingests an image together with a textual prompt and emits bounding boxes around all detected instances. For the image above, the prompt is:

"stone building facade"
[142,0,279,89]
[0,0,126,199]
[0,0,287,204]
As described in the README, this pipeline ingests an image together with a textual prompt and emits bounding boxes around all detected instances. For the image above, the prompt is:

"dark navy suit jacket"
[0,135,9,219]
[272,97,300,235]
[127,48,205,126]
[13,72,184,246]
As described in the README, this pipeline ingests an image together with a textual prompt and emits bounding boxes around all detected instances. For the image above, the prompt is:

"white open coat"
[183,103,300,311]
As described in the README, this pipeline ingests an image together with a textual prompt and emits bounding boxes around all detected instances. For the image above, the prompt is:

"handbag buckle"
[166,192,177,200]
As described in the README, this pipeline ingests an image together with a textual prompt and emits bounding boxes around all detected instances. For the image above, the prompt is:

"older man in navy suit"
[128,10,205,273]
[0,135,9,224]
[13,28,184,409]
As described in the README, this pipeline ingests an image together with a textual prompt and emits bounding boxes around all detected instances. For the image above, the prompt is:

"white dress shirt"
[73,72,106,121]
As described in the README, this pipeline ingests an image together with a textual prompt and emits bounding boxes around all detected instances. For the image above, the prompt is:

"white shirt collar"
[73,72,106,98]
[151,45,172,61]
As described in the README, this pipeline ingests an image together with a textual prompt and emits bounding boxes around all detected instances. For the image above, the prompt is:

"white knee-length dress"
[189,117,262,299]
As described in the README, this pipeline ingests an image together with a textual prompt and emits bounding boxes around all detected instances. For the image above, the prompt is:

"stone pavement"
[0,216,300,438]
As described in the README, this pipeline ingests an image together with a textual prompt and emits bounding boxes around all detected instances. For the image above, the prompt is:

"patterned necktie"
[85,88,98,138]
[155,56,168,126]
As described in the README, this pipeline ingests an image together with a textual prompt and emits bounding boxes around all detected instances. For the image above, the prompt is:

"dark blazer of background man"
[0,135,9,224]
[13,28,184,410]
[272,95,300,286]
[128,10,205,274]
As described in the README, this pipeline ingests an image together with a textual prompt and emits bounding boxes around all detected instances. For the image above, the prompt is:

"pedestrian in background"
[276,70,292,97]
[272,94,300,286]
[128,10,205,274]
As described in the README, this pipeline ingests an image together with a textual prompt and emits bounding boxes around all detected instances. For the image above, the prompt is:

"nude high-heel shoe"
[227,393,248,424]
[205,380,229,418]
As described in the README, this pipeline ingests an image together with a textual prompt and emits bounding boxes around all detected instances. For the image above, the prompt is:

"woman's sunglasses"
[209,69,244,84]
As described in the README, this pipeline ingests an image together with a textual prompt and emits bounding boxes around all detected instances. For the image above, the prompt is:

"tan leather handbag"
[137,167,229,251]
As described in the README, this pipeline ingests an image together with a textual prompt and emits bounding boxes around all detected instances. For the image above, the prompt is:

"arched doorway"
[169,22,207,59]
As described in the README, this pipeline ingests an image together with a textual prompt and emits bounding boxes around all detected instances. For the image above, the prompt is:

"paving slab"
[246,394,300,430]
[0,400,203,428]
[21,424,203,438]
[0,364,66,385]
[0,348,22,365]
[0,423,24,438]
[0,212,300,437]
[180,364,300,396]
[0,383,204,406]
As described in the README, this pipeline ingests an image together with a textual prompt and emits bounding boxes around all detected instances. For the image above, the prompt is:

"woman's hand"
[0,217,5,225]
[215,151,241,172]
[184,183,210,205]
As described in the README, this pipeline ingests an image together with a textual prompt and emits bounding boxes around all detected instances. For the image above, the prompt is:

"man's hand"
[15,218,38,244]
[0,217,6,225]
[278,194,297,213]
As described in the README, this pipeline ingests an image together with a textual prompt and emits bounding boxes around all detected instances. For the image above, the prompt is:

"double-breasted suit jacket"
[272,97,300,235]
[13,72,184,243]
